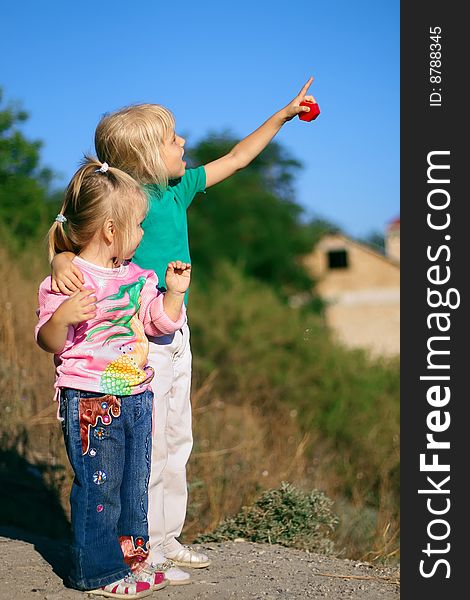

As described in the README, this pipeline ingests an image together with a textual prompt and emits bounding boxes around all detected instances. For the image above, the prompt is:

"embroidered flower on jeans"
[93,470,107,485]
[93,427,107,440]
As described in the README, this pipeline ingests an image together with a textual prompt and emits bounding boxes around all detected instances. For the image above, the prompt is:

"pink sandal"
[88,573,152,598]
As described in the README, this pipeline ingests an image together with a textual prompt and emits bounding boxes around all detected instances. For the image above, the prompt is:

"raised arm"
[204,77,315,188]
[161,261,191,321]
[140,262,191,336]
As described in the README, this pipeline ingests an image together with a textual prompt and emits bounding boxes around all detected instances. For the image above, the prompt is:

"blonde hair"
[95,104,175,187]
[48,156,148,264]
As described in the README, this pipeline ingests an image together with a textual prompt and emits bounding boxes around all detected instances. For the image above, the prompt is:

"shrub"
[189,263,400,505]
[197,482,338,554]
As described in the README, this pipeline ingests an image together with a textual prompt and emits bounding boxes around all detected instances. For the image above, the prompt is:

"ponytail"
[47,156,147,264]
[47,217,77,263]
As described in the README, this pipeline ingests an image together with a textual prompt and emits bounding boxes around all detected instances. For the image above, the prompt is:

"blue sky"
[1,0,399,239]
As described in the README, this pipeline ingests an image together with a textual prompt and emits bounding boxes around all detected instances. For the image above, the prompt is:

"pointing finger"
[298,76,314,97]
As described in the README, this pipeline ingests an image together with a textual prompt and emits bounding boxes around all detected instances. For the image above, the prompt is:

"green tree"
[358,231,385,254]
[304,217,342,246]
[186,131,316,296]
[0,88,60,251]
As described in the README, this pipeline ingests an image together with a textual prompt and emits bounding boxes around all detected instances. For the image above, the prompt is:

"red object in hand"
[299,101,320,122]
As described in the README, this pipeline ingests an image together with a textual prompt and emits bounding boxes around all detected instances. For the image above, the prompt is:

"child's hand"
[51,252,84,295]
[52,289,97,327]
[165,261,191,295]
[282,77,317,121]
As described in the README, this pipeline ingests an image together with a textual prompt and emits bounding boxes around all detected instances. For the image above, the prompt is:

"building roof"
[316,232,400,268]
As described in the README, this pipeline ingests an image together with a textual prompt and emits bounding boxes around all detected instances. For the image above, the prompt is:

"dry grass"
[0,249,57,446]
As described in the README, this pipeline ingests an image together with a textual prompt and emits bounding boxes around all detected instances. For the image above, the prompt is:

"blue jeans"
[60,388,153,590]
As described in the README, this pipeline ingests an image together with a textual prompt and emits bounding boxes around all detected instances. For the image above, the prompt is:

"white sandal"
[151,560,191,585]
[165,545,211,569]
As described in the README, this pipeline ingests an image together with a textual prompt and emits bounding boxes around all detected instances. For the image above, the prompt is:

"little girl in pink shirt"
[35,157,191,598]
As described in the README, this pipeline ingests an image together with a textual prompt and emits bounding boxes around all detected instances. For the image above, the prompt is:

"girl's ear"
[103,218,115,245]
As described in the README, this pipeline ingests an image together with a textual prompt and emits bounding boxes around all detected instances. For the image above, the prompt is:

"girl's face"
[161,131,186,179]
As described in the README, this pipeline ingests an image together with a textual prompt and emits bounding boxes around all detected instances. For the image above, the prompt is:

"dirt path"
[0,528,399,599]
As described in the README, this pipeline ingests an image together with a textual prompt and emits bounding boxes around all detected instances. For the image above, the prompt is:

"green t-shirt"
[133,166,206,301]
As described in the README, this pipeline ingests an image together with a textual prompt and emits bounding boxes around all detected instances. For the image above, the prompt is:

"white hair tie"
[55,214,67,223]
[98,162,109,173]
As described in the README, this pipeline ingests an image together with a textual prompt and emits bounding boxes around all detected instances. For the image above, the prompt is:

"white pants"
[146,322,193,560]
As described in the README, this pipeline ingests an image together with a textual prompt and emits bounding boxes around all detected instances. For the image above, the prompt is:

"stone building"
[304,218,400,357]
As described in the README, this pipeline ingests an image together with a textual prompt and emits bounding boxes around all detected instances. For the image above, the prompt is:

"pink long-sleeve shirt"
[35,256,186,397]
